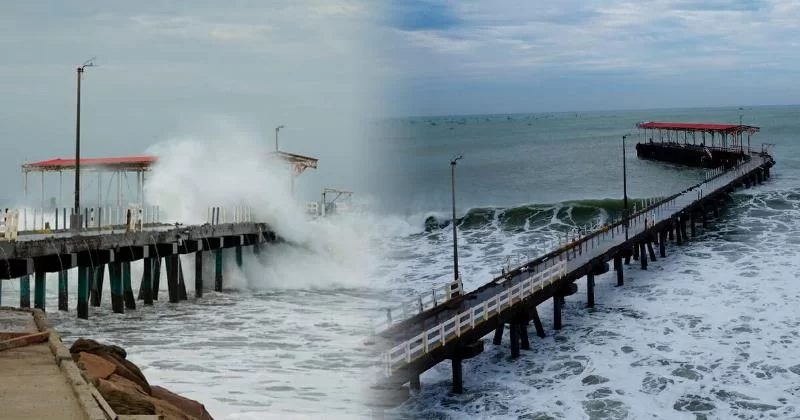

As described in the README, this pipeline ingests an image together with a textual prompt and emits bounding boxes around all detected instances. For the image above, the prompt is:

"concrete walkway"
[0,308,106,419]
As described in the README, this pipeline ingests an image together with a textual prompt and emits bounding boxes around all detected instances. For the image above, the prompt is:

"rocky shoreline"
[70,338,214,419]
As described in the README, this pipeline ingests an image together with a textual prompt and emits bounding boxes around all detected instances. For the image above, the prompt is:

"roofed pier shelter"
[634,122,761,168]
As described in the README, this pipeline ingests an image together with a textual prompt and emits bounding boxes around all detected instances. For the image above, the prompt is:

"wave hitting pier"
[371,149,775,406]
[0,207,276,319]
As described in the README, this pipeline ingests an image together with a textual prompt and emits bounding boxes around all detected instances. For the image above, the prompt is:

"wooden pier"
[371,145,775,405]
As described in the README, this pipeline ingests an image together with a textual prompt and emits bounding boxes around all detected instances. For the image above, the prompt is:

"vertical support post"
[690,212,696,237]
[519,322,530,350]
[640,242,648,270]
[122,261,135,309]
[492,324,503,345]
[195,251,203,298]
[646,240,656,262]
[509,322,520,358]
[553,295,562,330]
[109,262,124,313]
[452,358,463,394]
[587,273,595,308]
[141,257,153,305]
[77,266,89,319]
[659,231,666,257]
[614,255,624,286]
[531,306,545,338]
[91,265,104,307]
[166,255,179,303]
[58,269,68,311]
[152,258,161,300]
[34,271,46,311]
[410,375,421,391]
[235,245,243,268]
[215,249,223,292]
[675,221,684,245]
[177,257,187,301]
[20,275,30,308]
[632,243,639,260]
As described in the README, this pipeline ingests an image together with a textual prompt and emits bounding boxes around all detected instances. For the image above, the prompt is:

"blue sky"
[382,0,800,116]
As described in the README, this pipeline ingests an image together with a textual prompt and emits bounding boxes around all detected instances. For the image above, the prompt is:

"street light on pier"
[275,125,285,152]
[622,134,629,240]
[73,57,96,230]
[450,155,463,280]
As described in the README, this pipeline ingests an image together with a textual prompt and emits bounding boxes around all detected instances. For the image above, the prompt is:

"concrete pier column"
[702,208,708,228]
[614,255,624,286]
[20,275,30,308]
[646,240,657,262]
[109,262,124,313]
[587,273,595,308]
[410,375,421,391]
[632,243,639,261]
[235,245,243,268]
[152,258,161,300]
[675,222,684,245]
[34,272,46,311]
[77,266,89,319]
[553,295,562,330]
[509,322,520,358]
[452,358,463,394]
[91,266,105,307]
[141,257,154,305]
[640,242,648,270]
[668,228,674,241]
[177,258,188,301]
[659,231,666,258]
[531,307,545,338]
[215,249,223,292]
[166,255,179,303]
[690,212,696,237]
[195,251,203,299]
[680,218,688,241]
[519,322,531,350]
[58,270,68,311]
[492,324,503,345]
[123,262,135,310]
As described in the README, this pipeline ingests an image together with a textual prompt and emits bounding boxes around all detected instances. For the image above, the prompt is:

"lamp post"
[275,125,285,152]
[73,58,95,230]
[450,155,463,280]
[622,135,629,240]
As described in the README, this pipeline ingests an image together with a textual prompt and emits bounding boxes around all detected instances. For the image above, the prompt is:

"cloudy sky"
[2,1,798,202]
[383,0,800,116]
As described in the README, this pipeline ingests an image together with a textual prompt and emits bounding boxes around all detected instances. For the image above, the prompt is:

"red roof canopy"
[637,121,759,133]
[22,155,157,172]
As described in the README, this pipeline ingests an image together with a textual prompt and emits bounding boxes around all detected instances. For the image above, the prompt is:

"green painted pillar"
[165,255,179,303]
[152,258,161,300]
[58,270,68,311]
[20,275,30,308]
[34,272,46,311]
[109,262,124,313]
[215,249,223,292]
[235,245,243,268]
[177,258,188,301]
[77,266,89,319]
[141,257,154,305]
[195,251,203,299]
[91,265,105,307]
[122,262,135,310]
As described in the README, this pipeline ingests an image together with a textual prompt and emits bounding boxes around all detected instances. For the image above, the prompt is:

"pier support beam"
[77,266,89,319]
[452,358,463,394]
[509,322,520,358]
[519,321,531,350]
[152,258,161,300]
[586,273,595,308]
[177,258,188,301]
[123,262,136,310]
[646,240,657,262]
[109,262,124,314]
[632,244,639,261]
[690,212,696,237]
[58,270,68,311]
[680,217,689,241]
[553,295,562,330]
[614,255,624,286]
[531,307,545,338]
[166,255,179,303]
[34,272,45,311]
[410,375,421,391]
[195,251,203,299]
[675,222,684,245]
[659,231,666,258]
[640,242,648,270]
[215,249,223,292]
[91,265,105,307]
[20,275,30,308]
[141,257,154,305]
[493,324,503,345]
[235,245,243,268]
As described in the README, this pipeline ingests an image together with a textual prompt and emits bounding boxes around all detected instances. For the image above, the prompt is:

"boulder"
[95,377,156,415]
[77,352,116,380]
[70,338,151,394]
[152,385,214,420]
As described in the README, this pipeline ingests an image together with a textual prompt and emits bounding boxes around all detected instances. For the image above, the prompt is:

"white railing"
[383,260,566,374]
[0,205,163,234]
[373,278,464,334]
[207,206,255,225]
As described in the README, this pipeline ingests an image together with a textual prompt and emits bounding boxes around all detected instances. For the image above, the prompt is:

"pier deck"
[375,151,775,399]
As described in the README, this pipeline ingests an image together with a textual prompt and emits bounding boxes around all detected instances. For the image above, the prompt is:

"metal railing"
[0,205,163,236]
[374,278,464,334]
[384,260,567,375]
[207,206,254,225]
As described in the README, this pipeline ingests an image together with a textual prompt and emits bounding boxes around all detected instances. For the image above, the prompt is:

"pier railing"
[373,278,464,333]
[207,206,254,225]
[384,260,567,375]
[0,205,164,236]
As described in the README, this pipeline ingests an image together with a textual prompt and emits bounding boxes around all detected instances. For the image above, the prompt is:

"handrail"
[373,278,464,333]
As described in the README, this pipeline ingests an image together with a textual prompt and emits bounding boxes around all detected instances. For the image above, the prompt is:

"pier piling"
[452,358,463,394]
[640,243,648,270]
[177,258,188,301]
[659,231,666,258]
[509,322,520,358]
[235,245,243,268]
[166,255,179,303]
[586,273,595,308]
[34,272,45,311]
[519,320,531,350]
[141,257,153,305]
[492,324,503,345]
[20,275,30,308]
[91,266,104,307]
[195,251,203,298]
[410,375,421,391]
[646,240,656,262]
[58,270,68,311]
[531,307,545,338]
[122,262,135,310]
[614,255,624,286]
[152,258,161,300]
[77,266,89,319]
[215,249,223,292]
[553,295,562,330]
[109,262,124,313]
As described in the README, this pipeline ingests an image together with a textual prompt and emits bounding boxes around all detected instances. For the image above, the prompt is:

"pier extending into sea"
[371,122,776,405]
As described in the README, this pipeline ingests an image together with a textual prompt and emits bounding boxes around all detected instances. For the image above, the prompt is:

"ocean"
[4,104,799,419]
